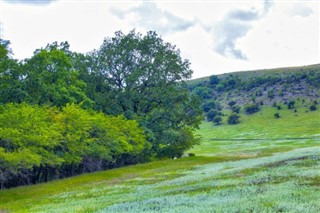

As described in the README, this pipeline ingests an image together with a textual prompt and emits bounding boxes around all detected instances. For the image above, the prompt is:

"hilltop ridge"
[188,64,320,108]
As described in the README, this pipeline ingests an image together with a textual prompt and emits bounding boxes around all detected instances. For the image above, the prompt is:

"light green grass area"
[1,106,319,212]
[191,105,320,157]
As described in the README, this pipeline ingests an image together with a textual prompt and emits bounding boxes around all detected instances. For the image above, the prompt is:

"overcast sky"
[0,0,319,78]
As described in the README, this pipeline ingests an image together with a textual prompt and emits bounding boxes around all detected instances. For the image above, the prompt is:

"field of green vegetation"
[1,105,319,212]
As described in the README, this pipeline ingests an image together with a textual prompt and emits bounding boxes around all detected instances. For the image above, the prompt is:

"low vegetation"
[0,105,319,212]
[0,31,202,188]
[1,29,319,212]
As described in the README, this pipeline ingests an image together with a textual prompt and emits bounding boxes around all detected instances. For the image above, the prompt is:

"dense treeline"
[0,103,147,188]
[0,30,202,188]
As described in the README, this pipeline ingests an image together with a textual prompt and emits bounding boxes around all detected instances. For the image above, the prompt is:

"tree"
[244,104,260,114]
[206,109,219,121]
[231,105,241,113]
[228,100,237,107]
[213,116,222,125]
[202,100,219,113]
[0,39,26,103]
[310,105,317,111]
[287,100,295,109]
[209,75,219,86]
[0,103,148,188]
[274,113,280,118]
[91,30,202,158]
[192,86,212,99]
[23,42,93,107]
[267,89,275,100]
[228,113,240,125]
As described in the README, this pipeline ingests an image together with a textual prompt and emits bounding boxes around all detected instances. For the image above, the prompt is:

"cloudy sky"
[0,0,319,78]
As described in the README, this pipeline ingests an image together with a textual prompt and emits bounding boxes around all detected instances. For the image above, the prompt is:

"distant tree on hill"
[202,100,219,113]
[231,105,241,113]
[206,109,220,121]
[244,104,260,114]
[213,116,222,125]
[267,89,275,100]
[193,86,212,99]
[228,113,240,125]
[209,75,219,86]
[287,100,295,109]
[310,105,317,111]
[228,100,237,107]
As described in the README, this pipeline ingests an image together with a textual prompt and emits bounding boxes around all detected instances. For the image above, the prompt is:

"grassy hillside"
[1,106,319,212]
[189,64,320,108]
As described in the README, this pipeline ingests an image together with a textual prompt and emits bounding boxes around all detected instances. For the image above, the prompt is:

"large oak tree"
[90,30,202,158]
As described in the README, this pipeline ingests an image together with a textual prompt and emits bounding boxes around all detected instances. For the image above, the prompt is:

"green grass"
[190,105,320,156]
[0,106,319,212]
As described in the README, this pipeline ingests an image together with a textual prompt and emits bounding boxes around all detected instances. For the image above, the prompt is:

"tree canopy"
[0,31,202,188]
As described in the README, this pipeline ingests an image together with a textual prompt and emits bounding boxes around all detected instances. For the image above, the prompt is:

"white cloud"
[4,0,56,5]
[110,2,195,35]
[1,0,319,79]
[208,0,273,60]
[290,3,313,17]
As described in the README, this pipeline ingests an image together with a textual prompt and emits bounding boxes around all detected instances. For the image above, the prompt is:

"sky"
[0,0,319,79]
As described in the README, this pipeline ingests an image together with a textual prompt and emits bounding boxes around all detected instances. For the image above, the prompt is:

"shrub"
[287,100,295,109]
[213,116,222,125]
[202,100,218,113]
[310,105,317,111]
[274,113,280,118]
[228,100,237,107]
[209,75,219,86]
[188,153,195,157]
[206,109,220,121]
[244,104,260,114]
[231,105,241,114]
[228,113,240,125]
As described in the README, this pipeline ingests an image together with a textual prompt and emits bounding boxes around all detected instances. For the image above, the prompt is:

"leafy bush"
[287,101,295,109]
[310,105,317,111]
[244,104,260,114]
[0,103,148,188]
[213,116,222,125]
[206,109,220,122]
[231,105,241,113]
[202,100,219,113]
[228,113,240,125]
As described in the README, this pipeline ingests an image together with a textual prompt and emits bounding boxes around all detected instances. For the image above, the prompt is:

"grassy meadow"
[0,105,319,212]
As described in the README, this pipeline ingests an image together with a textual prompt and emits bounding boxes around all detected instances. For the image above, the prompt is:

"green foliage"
[0,31,202,188]
[0,106,319,212]
[287,100,295,109]
[310,105,317,111]
[23,42,93,107]
[206,109,220,122]
[0,103,148,188]
[267,89,275,99]
[0,39,27,103]
[209,75,219,86]
[244,104,260,114]
[227,113,240,125]
[202,100,218,113]
[213,116,222,125]
[90,30,202,158]
[274,112,280,118]
[231,105,241,113]
[192,86,212,99]
[228,100,236,107]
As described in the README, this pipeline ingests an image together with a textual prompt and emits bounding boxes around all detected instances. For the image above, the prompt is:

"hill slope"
[0,106,319,212]
[189,64,320,108]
